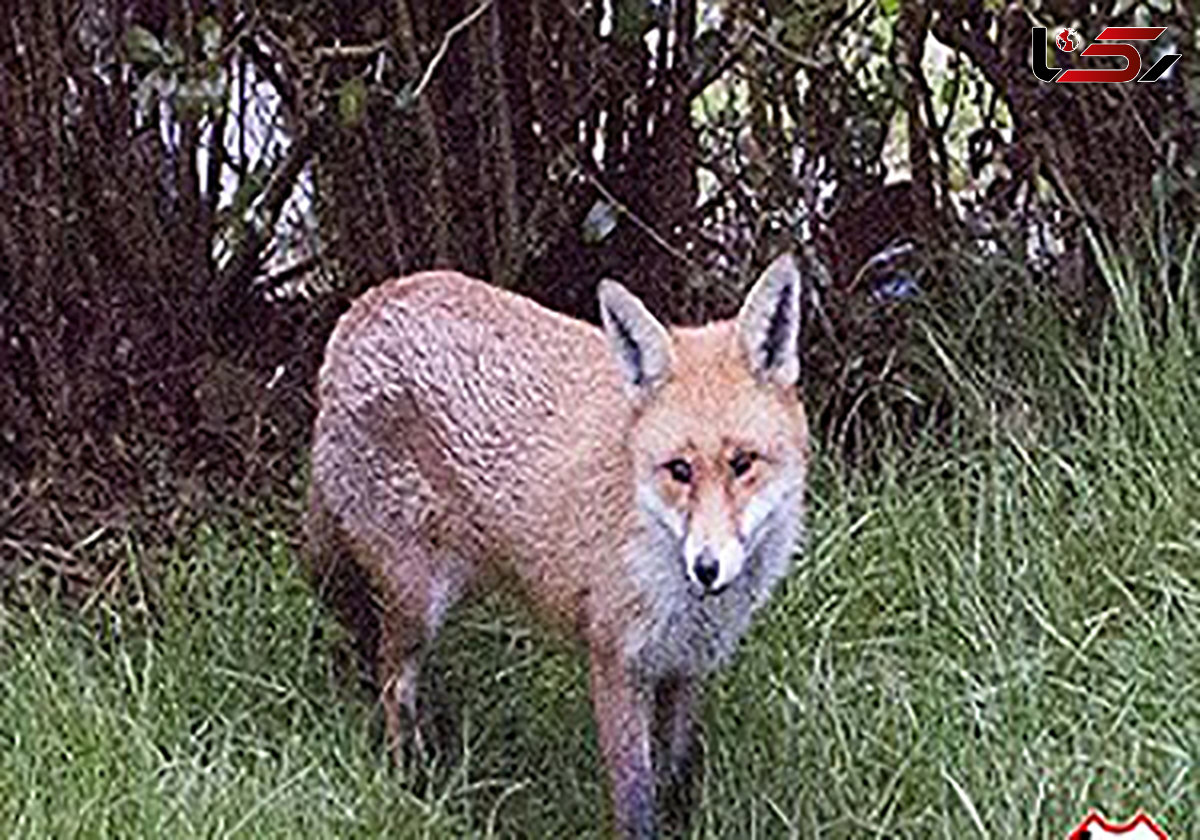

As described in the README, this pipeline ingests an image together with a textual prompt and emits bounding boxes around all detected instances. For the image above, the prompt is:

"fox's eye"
[730,451,758,478]
[664,459,693,484]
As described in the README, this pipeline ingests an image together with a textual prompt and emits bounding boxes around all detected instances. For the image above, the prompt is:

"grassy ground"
[3,259,1199,838]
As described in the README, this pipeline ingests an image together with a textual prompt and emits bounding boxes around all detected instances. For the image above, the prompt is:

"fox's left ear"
[735,253,802,386]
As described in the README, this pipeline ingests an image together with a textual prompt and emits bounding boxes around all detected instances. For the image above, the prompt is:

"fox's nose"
[683,534,743,593]
[693,554,719,589]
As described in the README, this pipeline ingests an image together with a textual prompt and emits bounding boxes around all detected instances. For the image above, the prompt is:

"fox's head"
[598,255,809,596]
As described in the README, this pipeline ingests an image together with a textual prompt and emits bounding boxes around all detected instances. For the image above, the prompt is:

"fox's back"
[312,272,634,618]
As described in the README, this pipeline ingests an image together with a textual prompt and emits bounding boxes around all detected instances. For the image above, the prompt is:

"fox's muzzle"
[683,535,746,594]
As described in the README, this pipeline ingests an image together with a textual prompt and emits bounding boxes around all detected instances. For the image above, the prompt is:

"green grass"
[3,259,1200,837]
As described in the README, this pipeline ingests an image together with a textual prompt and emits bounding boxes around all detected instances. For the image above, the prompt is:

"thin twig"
[488,0,522,284]
[260,254,320,289]
[215,126,316,304]
[2,537,79,566]
[746,21,828,72]
[392,0,453,261]
[577,161,708,274]
[1,537,96,581]
[364,122,406,272]
[313,39,390,62]
[410,0,494,103]
[79,561,124,616]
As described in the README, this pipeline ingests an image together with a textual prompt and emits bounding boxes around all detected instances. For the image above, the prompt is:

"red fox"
[307,254,809,837]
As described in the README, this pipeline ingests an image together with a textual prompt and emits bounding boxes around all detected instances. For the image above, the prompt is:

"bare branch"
[214,125,317,309]
[392,0,454,262]
[313,40,390,62]
[570,151,708,275]
[410,0,494,103]
[243,33,298,114]
[487,0,521,284]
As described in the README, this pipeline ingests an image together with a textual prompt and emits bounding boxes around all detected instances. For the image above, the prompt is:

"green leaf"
[581,199,618,244]
[180,76,228,114]
[231,163,270,217]
[338,77,368,127]
[613,0,651,47]
[879,0,900,17]
[948,159,968,192]
[939,76,958,107]
[393,80,416,112]
[163,39,186,68]
[176,80,214,120]
[126,25,166,67]
[776,5,816,50]
[197,16,223,61]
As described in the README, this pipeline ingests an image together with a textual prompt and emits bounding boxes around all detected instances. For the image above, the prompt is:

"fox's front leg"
[589,641,656,839]
[654,675,702,836]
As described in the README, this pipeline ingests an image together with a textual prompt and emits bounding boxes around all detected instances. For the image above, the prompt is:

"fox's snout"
[683,530,745,593]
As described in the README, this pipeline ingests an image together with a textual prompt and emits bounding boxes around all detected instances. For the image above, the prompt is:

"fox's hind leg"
[305,486,382,694]
[378,598,426,769]
[374,538,468,772]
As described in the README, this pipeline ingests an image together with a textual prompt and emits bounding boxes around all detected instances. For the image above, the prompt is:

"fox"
[306,253,809,838]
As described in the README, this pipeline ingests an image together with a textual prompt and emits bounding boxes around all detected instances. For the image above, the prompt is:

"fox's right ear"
[598,279,673,398]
